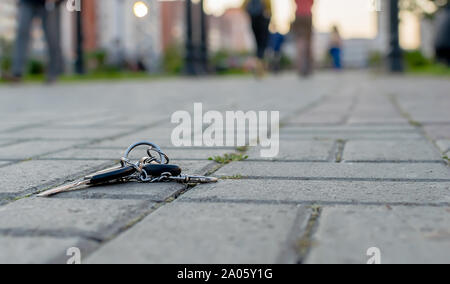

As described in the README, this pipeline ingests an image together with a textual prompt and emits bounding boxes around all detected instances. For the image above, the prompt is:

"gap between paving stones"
[178,198,450,208]
[388,93,449,162]
[216,175,450,183]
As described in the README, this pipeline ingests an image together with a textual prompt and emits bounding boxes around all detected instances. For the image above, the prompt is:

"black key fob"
[142,164,182,177]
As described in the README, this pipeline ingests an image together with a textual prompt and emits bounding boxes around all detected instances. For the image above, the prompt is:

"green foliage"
[27,59,45,75]
[404,50,432,68]
[163,44,183,74]
[0,38,13,73]
[279,53,293,69]
[208,153,249,164]
[368,51,384,69]
[86,49,108,71]
[404,50,450,76]
[212,49,253,75]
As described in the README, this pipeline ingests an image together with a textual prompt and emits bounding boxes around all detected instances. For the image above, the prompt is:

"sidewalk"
[0,72,449,264]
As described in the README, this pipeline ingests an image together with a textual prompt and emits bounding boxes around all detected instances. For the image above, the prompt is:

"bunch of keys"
[37,141,218,197]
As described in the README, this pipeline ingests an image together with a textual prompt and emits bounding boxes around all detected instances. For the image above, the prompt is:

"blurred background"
[0,0,449,81]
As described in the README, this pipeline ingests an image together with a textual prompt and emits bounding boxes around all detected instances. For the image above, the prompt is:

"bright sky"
[203,0,379,38]
[202,0,421,47]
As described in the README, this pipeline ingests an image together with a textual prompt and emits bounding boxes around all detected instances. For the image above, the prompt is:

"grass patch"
[209,153,248,164]
[408,64,450,76]
[444,156,449,162]
[404,50,450,77]
[236,146,249,153]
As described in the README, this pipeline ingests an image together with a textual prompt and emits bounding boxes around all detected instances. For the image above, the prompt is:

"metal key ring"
[122,141,169,165]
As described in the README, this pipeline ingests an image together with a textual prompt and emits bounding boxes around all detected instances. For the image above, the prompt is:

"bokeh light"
[133,1,149,18]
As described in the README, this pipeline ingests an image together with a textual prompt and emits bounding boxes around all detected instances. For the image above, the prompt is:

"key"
[37,164,182,197]
[168,175,218,184]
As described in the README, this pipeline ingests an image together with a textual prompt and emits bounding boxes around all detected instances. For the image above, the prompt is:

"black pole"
[185,0,195,75]
[200,0,208,73]
[75,8,84,74]
[388,0,403,72]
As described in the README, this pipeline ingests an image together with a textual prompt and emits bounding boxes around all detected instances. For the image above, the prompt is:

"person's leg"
[259,16,270,59]
[250,17,261,59]
[304,16,313,75]
[11,2,36,78]
[297,37,306,75]
[253,16,266,59]
[335,48,342,69]
[41,3,63,81]
[295,17,310,76]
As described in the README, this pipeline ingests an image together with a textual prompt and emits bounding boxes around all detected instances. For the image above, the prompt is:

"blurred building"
[161,0,185,50]
[95,0,162,71]
[0,0,16,42]
[209,8,253,53]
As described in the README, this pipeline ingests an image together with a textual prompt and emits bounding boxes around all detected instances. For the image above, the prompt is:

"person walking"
[293,0,314,77]
[243,0,272,76]
[5,0,63,83]
[329,25,343,70]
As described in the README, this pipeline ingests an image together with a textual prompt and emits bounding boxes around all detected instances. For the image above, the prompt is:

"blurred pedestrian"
[243,0,272,76]
[435,4,450,66]
[269,32,285,73]
[4,0,63,83]
[329,25,343,70]
[293,0,314,77]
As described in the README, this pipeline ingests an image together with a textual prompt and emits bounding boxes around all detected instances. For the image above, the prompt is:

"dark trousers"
[330,47,342,69]
[250,15,270,59]
[12,1,63,78]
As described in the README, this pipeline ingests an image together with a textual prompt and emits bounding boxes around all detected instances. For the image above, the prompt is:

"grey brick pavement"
[0,72,449,264]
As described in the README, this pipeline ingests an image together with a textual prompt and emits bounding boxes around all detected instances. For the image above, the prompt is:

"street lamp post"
[185,0,195,75]
[388,0,403,72]
[75,7,84,74]
[200,0,208,73]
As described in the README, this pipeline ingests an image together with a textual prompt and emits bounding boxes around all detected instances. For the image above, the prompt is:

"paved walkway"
[0,72,449,264]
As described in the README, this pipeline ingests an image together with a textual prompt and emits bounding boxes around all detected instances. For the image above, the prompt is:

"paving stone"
[43,147,234,161]
[0,198,150,240]
[343,140,442,161]
[0,140,81,160]
[423,125,450,140]
[181,180,450,205]
[0,127,126,140]
[279,131,424,141]
[54,182,186,202]
[289,112,348,124]
[247,140,334,161]
[436,140,450,154]
[306,206,450,264]
[0,160,111,194]
[90,128,176,148]
[86,202,308,264]
[215,161,450,180]
[0,237,94,264]
[47,113,124,127]
[347,114,408,124]
[282,125,417,132]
